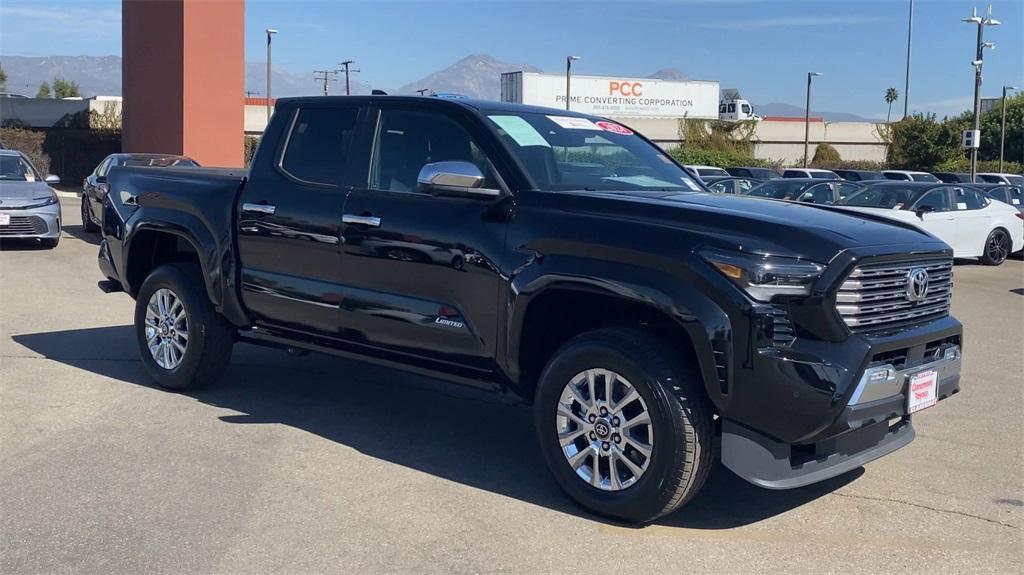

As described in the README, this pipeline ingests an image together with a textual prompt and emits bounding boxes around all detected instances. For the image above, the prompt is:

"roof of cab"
[274,95,599,119]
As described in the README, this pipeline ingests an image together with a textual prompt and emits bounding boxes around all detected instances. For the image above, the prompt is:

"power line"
[338,60,360,96]
[312,69,339,96]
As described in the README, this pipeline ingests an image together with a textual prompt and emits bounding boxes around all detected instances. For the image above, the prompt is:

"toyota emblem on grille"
[906,268,930,302]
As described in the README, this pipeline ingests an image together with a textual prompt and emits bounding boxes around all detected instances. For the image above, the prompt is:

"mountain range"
[0,54,870,121]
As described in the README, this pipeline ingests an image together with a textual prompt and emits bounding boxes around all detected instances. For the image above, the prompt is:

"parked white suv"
[883,170,940,182]
[781,168,839,180]
[977,173,1024,186]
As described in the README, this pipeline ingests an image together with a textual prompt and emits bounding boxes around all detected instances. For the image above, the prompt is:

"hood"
[0,181,56,206]
[564,191,944,263]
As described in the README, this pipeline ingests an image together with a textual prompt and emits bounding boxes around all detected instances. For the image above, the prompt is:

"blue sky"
[1,0,1021,118]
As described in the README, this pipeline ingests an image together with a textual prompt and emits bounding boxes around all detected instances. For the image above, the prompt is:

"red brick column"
[122,0,244,167]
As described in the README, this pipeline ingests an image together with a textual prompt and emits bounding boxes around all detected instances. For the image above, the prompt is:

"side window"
[727,103,736,113]
[741,104,751,114]
[782,170,801,178]
[371,109,495,193]
[987,187,1008,203]
[836,183,860,201]
[738,179,755,193]
[280,107,359,185]
[798,183,831,204]
[915,188,951,212]
[954,187,984,210]
[719,104,727,114]
[1008,187,1023,206]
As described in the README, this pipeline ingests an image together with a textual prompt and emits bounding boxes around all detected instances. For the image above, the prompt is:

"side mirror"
[915,205,936,219]
[44,174,61,184]
[95,175,107,184]
[417,161,501,200]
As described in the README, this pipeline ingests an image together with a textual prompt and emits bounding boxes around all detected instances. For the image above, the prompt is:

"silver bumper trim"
[849,344,961,405]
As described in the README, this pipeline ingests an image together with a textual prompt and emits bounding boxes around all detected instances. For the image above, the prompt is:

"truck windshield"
[486,112,702,192]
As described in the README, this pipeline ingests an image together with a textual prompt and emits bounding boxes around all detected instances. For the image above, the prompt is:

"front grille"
[0,215,47,236]
[836,258,953,331]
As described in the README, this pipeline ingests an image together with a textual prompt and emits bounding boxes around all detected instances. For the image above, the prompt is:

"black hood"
[563,191,944,264]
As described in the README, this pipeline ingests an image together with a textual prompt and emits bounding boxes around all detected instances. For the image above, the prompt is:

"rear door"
[335,104,510,373]
[236,104,365,335]
[951,187,992,257]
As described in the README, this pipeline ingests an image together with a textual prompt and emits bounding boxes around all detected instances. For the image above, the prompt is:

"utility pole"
[415,88,431,96]
[338,60,360,96]
[962,6,999,183]
[265,28,278,123]
[999,86,1018,173]
[313,69,339,96]
[565,55,580,111]
[804,72,822,168]
[903,0,913,119]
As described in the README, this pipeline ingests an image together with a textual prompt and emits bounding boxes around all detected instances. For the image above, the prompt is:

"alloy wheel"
[144,288,189,370]
[987,230,1009,263]
[555,368,654,491]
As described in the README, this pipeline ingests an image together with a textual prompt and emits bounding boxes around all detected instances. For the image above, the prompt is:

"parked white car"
[883,170,941,182]
[977,172,1024,186]
[838,182,1023,265]
[682,165,729,181]
[781,168,839,180]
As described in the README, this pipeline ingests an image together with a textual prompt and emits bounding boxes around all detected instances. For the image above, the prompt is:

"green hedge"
[668,148,780,169]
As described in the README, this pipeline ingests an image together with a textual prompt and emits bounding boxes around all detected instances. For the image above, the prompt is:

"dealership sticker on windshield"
[596,121,634,135]
[546,116,601,130]
[907,369,938,414]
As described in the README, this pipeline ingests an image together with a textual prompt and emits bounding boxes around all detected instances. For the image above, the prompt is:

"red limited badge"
[596,121,633,135]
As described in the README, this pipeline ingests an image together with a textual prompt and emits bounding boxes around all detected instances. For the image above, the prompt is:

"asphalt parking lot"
[1,195,1022,574]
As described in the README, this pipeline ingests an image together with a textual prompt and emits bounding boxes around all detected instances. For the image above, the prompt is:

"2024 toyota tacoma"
[97,97,962,523]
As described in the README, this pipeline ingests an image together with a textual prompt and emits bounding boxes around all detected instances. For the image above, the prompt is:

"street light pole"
[804,72,821,168]
[265,28,278,124]
[565,56,580,111]
[962,6,999,183]
[904,0,914,118]
[999,85,1018,173]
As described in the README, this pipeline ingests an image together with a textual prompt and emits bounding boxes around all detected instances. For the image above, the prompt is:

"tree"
[887,113,960,170]
[811,143,842,167]
[979,92,1023,166]
[884,88,899,123]
[52,77,81,99]
[36,82,51,99]
[0,65,7,91]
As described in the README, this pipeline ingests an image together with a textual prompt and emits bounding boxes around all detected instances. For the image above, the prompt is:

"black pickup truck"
[97,96,962,523]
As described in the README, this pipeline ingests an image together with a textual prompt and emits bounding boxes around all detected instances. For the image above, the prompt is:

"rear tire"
[534,328,713,524]
[134,263,235,390]
[980,228,1010,266]
[81,196,100,233]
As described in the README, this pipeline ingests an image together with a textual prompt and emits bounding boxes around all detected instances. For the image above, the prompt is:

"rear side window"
[915,188,951,212]
[954,187,986,210]
[782,170,805,178]
[1008,187,1023,206]
[987,187,1008,203]
[884,172,910,181]
[280,107,359,185]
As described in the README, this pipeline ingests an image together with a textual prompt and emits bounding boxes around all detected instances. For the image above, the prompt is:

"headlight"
[26,192,59,208]
[699,247,824,302]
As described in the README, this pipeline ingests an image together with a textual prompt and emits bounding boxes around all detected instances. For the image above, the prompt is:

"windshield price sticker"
[595,121,634,135]
[546,116,602,130]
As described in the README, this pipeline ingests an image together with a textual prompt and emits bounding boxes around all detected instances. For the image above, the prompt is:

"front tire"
[81,196,100,233]
[134,263,235,390]
[980,228,1010,266]
[534,328,713,524]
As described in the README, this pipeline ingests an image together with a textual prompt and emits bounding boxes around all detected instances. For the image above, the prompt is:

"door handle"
[342,214,382,227]
[242,203,276,215]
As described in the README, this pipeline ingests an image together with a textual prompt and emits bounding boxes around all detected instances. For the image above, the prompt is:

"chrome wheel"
[987,230,1009,263]
[144,288,189,370]
[555,368,654,491]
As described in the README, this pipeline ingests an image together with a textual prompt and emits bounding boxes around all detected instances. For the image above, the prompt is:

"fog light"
[866,365,896,384]
[943,346,961,361]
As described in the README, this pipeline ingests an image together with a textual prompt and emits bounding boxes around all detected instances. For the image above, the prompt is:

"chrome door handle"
[342,214,382,227]
[242,203,276,215]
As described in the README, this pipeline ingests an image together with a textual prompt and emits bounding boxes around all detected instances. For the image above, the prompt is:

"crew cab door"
[236,104,365,334]
[336,105,510,373]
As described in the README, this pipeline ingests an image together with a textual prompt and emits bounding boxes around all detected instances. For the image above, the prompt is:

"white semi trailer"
[500,71,757,121]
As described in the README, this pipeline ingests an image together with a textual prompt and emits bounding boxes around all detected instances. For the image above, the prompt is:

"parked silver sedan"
[0,150,62,248]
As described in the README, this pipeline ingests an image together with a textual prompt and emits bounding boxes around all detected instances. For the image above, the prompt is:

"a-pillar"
[122,0,244,166]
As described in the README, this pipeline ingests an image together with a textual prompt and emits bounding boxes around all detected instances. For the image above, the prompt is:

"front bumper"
[0,203,62,239]
[722,342,961,489]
